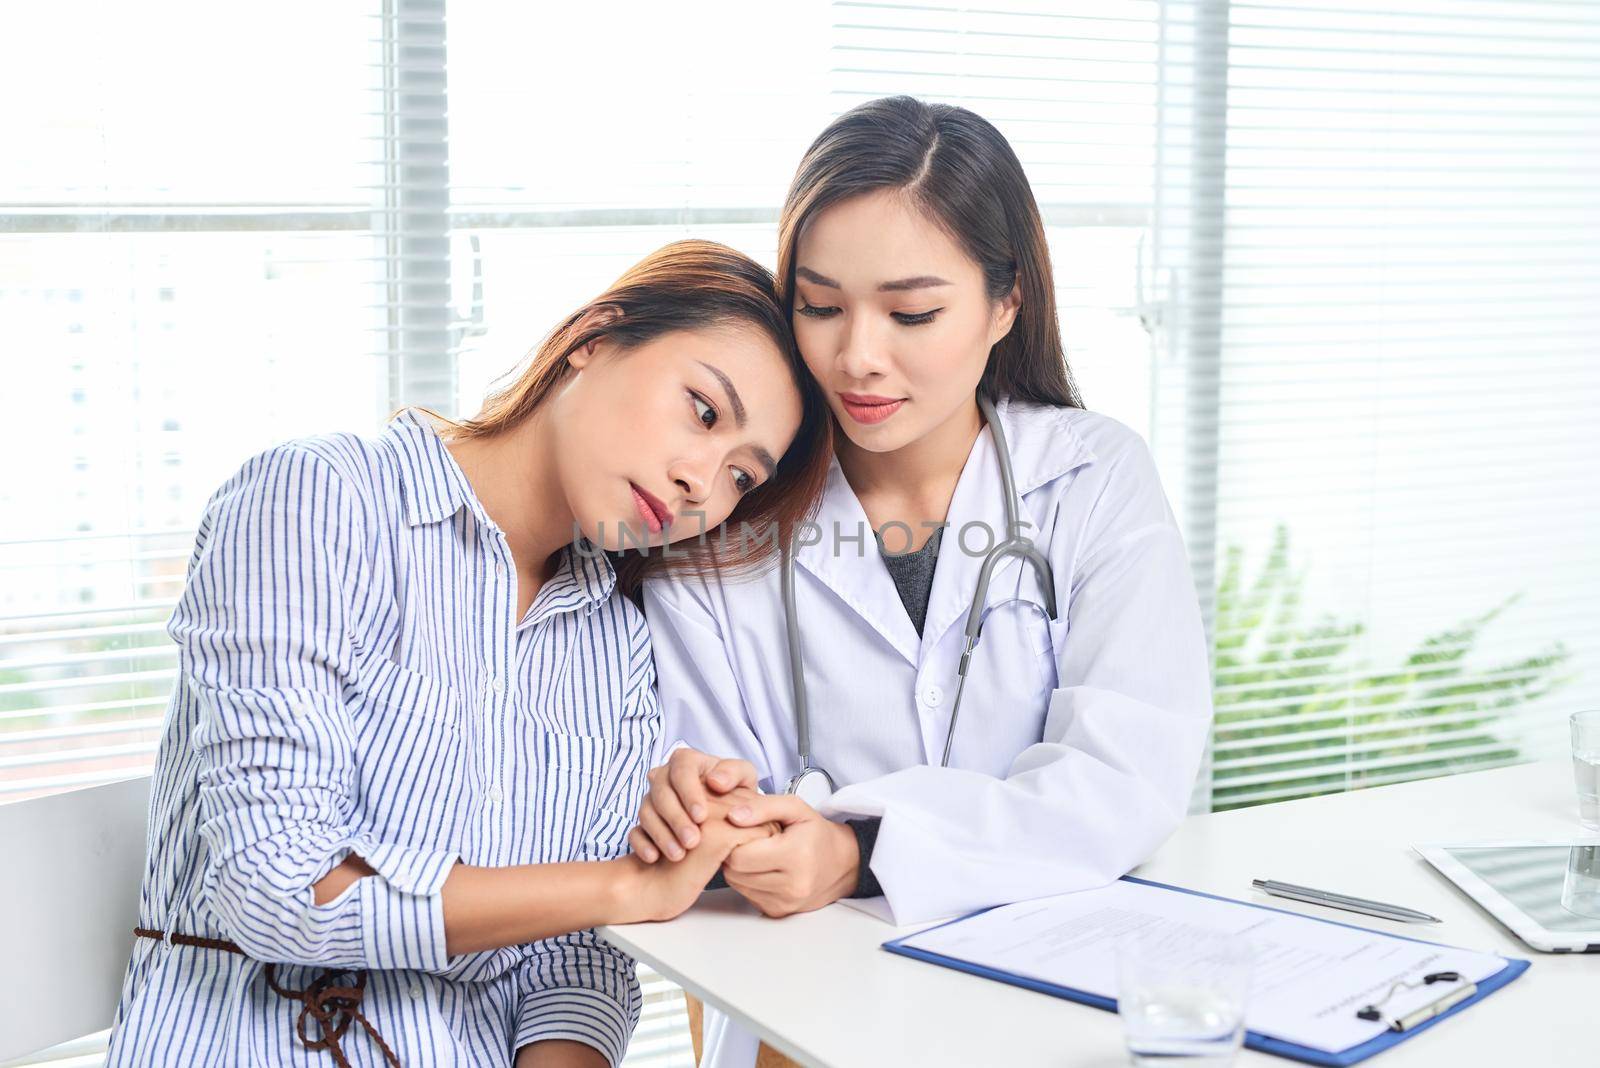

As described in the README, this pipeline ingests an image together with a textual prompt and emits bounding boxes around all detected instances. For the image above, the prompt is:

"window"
[2,0,385,803]
[1150,0,1600,807]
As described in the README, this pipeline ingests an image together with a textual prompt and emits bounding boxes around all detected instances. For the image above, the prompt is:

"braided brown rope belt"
[133,927,402,1067]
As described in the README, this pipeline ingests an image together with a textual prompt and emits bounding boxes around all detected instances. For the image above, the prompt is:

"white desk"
[601,760,1596,1067]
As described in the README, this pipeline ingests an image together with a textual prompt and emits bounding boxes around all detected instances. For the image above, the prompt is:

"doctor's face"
[555,323,803,550]
[790,189,1020,455]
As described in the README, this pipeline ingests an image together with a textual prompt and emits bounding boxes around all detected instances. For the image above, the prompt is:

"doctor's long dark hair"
[778,96,1083,410]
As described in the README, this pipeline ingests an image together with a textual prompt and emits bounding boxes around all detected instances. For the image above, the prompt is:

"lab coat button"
[923,685,944,707]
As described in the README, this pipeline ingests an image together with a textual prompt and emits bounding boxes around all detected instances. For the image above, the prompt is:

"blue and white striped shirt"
[107,410,659,1066]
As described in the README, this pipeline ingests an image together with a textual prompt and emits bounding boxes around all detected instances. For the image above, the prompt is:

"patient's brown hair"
[420,240,832,594]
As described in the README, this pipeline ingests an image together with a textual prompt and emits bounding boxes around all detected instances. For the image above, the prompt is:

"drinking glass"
[1117,928,1251,1067]
[1573,710,1600,831]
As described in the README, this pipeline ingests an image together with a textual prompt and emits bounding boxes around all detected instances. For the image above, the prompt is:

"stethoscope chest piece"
[786,766,837,808]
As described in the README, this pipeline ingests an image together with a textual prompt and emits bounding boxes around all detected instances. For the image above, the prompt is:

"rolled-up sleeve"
[172,443,457,970]
[514,930,641,1067]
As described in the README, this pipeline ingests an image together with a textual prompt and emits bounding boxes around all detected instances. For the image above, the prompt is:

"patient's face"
[553,324,802,551]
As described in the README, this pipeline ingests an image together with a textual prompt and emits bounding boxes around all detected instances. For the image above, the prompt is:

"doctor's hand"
[628,746,760,863]
[720,794,860,918]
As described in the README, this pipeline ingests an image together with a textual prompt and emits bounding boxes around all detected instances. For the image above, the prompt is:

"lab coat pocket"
[973,600,1058,693]
[1038,612,1067,689]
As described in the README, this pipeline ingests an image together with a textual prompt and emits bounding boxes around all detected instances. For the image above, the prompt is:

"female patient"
[106,241,832,1068]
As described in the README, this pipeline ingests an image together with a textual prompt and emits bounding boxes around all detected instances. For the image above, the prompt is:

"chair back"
[0,775,151,1061]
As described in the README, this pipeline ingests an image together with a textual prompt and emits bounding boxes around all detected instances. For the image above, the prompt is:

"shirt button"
[923,685,944,708]
[486,784,503,805]
[409,983,424,1000]
[490,674,505,695]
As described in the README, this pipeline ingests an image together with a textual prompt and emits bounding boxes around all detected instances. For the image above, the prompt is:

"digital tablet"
[1415,841,1600,953]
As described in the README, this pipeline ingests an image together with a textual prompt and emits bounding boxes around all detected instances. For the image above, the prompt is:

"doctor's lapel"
[792,458,923,665]
[919,400,1097,661]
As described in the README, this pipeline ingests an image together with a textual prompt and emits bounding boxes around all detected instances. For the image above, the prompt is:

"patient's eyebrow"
[697,360,747,429]
[750,446,777,481]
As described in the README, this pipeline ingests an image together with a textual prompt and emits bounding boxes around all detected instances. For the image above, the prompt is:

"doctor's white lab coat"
[643,400,1213,1063]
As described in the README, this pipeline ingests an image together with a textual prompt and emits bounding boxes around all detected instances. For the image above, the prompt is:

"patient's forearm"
[437,857,646,955]
[311,806,762,957]
[310,851,638,955]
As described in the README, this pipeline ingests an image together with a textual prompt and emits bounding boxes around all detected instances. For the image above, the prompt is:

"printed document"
[896,880,1509,1053]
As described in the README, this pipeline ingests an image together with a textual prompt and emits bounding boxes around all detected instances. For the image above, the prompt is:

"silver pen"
[1251,879,1442,923]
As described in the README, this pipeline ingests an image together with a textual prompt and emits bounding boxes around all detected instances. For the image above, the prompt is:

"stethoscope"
[781,392,1059,807]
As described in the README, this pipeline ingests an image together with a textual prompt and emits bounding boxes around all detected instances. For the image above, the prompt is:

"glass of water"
[1575,710,1600,831]
[1561,846,1600,918]
[1117,928,1251,1067]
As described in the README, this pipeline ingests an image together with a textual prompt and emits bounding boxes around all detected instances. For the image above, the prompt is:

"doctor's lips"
[630,483,674,534]
[838,392,906,425]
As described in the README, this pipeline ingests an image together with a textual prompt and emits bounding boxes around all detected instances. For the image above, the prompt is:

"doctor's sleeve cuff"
[846,817,884,899]
[515,943,641,1068]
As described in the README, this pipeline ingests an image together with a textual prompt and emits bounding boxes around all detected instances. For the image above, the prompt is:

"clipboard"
[882,875,1530,1066]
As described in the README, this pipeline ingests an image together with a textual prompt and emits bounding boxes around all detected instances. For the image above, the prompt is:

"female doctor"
[632,97,1214,1066]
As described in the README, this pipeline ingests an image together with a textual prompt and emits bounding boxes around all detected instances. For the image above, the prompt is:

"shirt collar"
[996,395,1098,496]
[524,542,618,623]
[383,409,618,612]
[384,408,478,529]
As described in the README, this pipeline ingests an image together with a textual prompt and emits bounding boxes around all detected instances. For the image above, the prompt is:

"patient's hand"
[629,747,761,862]
[625,788,775,922]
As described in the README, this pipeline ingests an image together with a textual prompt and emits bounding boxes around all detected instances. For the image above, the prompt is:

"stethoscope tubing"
[784,393,1058,793]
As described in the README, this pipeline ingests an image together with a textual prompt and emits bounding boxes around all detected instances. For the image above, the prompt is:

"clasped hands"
[628,748,860,918]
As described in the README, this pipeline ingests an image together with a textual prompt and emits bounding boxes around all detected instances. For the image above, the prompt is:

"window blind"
[830,0,1167,430]
[1150,0,1600,809]
[0,0,405,804]
[440,1,838,409]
